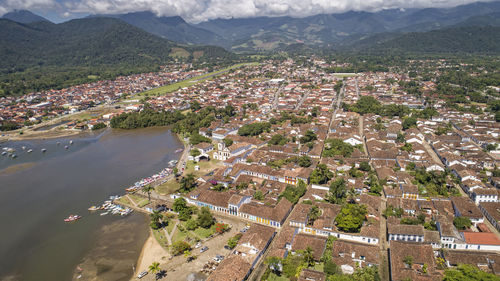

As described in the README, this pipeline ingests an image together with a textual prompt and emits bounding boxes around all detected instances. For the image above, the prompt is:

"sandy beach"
[133,231,170,279]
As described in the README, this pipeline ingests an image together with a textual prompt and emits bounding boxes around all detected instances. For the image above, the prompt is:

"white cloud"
[1,0,495,22]
[0,0,57,15]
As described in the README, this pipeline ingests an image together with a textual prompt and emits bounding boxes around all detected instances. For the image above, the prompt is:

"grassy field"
[156,179,180,195]
[115,196,132,206]
[128,193,150,207]
[152,229,170,249]
[136,62,258,98]
[183,158,221,177]
[267,273,289,281]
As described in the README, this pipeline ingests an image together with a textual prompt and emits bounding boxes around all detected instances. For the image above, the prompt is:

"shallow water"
[0,127,183,281]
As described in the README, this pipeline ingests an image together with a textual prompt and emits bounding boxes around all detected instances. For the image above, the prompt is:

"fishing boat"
[64,215,81,222]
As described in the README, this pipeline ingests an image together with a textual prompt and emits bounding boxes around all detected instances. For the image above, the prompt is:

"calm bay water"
[0,128,183,281]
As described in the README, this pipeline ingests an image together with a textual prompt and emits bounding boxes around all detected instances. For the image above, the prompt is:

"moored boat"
[64,214,81,222]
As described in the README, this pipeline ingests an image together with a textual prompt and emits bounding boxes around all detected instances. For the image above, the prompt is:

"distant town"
[2,57,500,281]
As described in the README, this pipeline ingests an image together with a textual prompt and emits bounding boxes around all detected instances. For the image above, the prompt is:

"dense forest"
[0,17,232,96]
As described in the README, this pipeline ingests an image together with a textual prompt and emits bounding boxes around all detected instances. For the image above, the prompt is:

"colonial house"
[387,224,424,243]
[213,142,252,161]
[471,188,498,204]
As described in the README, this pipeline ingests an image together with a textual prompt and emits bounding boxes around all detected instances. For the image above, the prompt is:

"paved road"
[272,85,284,110]
[295,91,311,110]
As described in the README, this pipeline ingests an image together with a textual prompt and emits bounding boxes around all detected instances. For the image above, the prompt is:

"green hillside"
[0,17,231,96]
[358,26,500,54]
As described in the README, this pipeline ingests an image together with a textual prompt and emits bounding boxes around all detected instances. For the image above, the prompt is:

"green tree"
[253,190,264,200]
[149,210,163,230]
[227,233,243,249]
[223,138,233,148]
[453,217,472,230]
[323,138,355,158]
[173,197,188,213]
[443,264,500,281]
[300,130,318,144]
[298,155,312,167]
[310,164,334,185]
[308,205,321,226]
[403,255,413,267]
[303,247,315,267]
[324,259,340,276]
[326,178,347,204]
[142,185,154,202]
[265,256,283,275]
[402,116,417,130]
[335,204,368,233]
[359,161,371,172]
[268,134,288,146]
[179,173,196,193]
[148,262,161,280]
[190,149,201,157]
[197,206,215,228]
[185,219,198,230]
[170,241,191,256]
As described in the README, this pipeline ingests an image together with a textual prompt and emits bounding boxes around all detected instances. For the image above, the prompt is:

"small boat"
[100,212,109,216]
[64,215,81,222]
[175,148,183,153]
[65,145,69,150]
[57,142,61,145]
[88,206,98,211]
[41,148,47,153]
[1,151,6,156]
[69,140,74,145]
[10,154,17,159]
[27,149,33,153]
[21,146,26,150]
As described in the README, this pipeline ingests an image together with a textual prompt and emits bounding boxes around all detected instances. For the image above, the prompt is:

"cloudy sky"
[0,0,493,23]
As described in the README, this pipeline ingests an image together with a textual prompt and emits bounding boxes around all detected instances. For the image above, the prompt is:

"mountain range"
[0,15,230,95]
[3,1,500,53]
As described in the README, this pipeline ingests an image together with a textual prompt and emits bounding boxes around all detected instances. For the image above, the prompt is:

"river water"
[0,127,183,281]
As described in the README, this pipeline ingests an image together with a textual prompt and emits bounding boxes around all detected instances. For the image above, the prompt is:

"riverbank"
[133,230,170,279]
[0,127,182,281]
[129,132,188,279]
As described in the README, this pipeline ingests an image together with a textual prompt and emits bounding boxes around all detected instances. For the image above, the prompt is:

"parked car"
[200,246,209,253]
[224,245,232,250]
[137,271,148,279]
[214,255,224,262]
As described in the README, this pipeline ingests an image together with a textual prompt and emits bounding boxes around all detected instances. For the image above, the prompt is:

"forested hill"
[0,17,231,96]
[350,26,500,54]
[1,10,50,24]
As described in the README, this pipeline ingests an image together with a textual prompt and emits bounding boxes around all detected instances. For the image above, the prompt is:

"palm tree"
[150,210,162,229]
[347,188,357,203]
[304,247,315,267]
[149,262,161,280]
[142,185,154,202]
